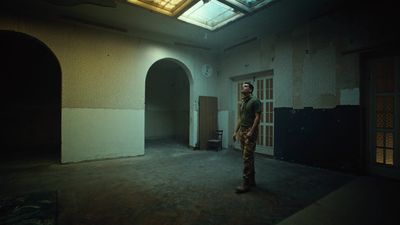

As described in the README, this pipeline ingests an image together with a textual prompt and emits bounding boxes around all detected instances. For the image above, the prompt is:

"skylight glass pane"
[178,0,244,31]
[127,0,192,16]
[225,0,275,12]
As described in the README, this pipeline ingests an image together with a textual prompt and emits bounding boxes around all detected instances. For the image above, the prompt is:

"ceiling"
[0,0,345,52]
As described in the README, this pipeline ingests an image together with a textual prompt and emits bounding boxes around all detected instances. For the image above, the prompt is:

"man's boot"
[235,180,250,194]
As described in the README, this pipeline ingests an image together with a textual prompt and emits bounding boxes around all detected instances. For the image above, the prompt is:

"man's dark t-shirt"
[239,95,262,128]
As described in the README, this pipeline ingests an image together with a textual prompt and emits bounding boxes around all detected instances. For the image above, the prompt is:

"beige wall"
[3,7,376,159]
[1,14,218,162]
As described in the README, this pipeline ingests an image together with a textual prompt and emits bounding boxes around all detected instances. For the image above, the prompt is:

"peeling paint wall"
[218,4,398,171]
[218,5,387,132]
[218,9,373,111]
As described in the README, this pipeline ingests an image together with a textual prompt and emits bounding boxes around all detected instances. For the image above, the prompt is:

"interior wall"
[0,30,61,159]
[0,14,218,163]
[218,3,399,172]
[145,60,189,143]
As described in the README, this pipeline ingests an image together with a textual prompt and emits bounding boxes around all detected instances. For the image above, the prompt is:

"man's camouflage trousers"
[239,126,257,184]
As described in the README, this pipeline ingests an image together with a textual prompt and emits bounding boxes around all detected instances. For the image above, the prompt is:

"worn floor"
[277,175,400,225]
[1,140,397,225]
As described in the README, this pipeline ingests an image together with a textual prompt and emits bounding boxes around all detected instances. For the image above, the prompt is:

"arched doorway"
[145,59,190,148]
[0,30,61,162]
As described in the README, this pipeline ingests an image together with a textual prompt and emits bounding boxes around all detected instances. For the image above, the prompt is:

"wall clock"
[201,64,213,78]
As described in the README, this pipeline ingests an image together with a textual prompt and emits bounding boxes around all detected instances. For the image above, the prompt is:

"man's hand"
[246,130,253,137]
[232,132,237,142]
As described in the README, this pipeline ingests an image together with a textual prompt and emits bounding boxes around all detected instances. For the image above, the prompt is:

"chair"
[207,130,223,151]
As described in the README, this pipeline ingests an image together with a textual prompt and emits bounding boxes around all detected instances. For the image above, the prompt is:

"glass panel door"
[369,55,400,178]
[233,75,274,155]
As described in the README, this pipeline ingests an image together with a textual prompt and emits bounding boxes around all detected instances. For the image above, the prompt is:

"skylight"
[126,0,274,31]
[225,0,275,12]
[126,0,194,16]
[178,0,244,31]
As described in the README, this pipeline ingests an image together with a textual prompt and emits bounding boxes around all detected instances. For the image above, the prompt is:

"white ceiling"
[1,0,345,52]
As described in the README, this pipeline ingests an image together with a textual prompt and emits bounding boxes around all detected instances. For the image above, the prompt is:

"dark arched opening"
[0,30,61,163]
[145,59,190,148]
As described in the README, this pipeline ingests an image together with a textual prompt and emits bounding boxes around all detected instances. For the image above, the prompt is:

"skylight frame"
[224,0,275,12]
[177,0,245,31]
[126,0,195,17]
[126,0,274,31]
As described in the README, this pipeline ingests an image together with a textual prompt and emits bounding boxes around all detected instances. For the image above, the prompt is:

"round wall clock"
[201,64,213,78]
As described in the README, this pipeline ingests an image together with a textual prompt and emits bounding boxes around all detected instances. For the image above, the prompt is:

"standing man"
[233,82,261,194]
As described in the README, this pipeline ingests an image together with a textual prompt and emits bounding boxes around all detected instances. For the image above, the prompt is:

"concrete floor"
[277,175,400,225]
[1,140,398,225]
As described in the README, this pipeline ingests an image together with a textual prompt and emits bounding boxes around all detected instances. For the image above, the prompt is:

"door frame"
[231,70,274,156]
[361,46,400,179]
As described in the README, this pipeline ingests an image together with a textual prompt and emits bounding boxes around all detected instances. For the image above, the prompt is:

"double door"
[233,74,274,155]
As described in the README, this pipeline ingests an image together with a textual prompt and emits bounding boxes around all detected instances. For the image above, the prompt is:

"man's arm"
[246,112,260,137]
[233,118,241,142]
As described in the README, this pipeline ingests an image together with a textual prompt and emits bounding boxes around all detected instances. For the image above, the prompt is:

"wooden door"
[199,96,218,150]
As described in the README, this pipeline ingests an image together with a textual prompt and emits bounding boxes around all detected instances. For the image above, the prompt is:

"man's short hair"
[244,82,254,93]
